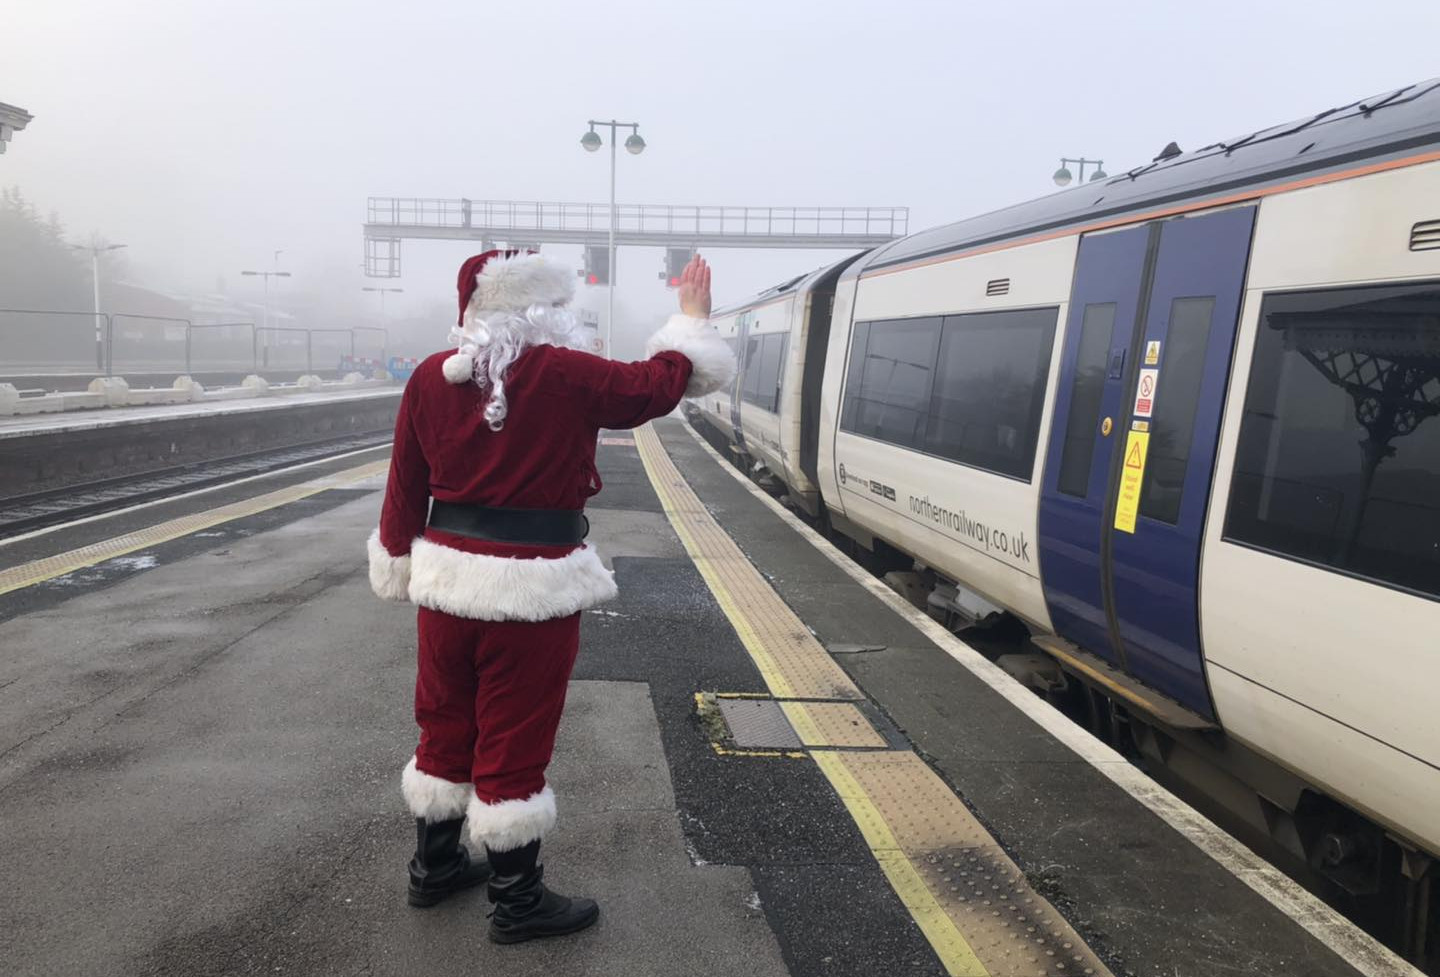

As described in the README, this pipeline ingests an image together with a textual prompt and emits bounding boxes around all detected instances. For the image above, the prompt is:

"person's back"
[399,339,702,511]
[367,249,732,942]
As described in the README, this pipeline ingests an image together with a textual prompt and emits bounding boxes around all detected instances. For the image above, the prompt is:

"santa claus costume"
[367,249,732,942]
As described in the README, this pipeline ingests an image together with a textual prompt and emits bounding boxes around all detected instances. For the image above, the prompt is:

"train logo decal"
[837,462,894,501]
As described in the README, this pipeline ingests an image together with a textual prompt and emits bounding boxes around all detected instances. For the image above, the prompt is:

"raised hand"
[678,254,712,319]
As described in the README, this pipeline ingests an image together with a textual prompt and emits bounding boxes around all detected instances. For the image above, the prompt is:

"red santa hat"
[455,249,576,325]
[443,249,579,383]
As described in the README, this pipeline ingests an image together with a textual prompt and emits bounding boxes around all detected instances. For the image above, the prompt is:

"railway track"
[0,432,391,540]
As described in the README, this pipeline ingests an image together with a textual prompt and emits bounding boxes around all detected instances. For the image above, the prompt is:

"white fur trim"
[408,540,617,622]
[645,314,737,397]
[441,351,475,383]
[367,529,411,601]
[402,756,475,822]
[470,252,575,315]
[466,787,557,852]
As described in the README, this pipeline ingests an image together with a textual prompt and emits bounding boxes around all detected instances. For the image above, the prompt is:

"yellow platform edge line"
[0,460,387,595]
[783,701,887,749]
[779,701,827,746]
[635,428,797,698]
[636,425,987,977]
[813,751,990,977]
[635,425,862,701]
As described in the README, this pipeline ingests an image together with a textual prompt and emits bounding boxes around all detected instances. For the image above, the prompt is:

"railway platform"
[0,417,1416,977]
[0,385,401,503]
[0,383,399,439]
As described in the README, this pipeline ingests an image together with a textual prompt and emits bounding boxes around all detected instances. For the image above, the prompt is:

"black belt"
[428,500,589,546]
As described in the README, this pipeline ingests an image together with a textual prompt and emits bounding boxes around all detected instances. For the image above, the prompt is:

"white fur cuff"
[409,540,617,622]
[367,529,412,601]
[645,314,737,398]
[402,756,475,822]
[466,787,557,852]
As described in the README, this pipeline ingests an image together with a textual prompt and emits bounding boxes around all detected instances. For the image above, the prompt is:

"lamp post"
[69,242,126,370]
[239,269,292,332]
[362,286,404,317]
[580,118,645,359]
[1052,157,1107,186]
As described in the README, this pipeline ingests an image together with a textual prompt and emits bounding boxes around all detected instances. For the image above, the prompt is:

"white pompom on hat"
[442,347,477,383]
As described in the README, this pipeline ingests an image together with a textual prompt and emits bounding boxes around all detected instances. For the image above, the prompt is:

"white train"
[692,78,1440,950]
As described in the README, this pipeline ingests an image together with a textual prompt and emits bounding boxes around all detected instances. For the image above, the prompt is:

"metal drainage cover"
[716,699,803,749]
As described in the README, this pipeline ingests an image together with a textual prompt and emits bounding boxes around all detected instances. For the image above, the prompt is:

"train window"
[1057,303,1117,496]
[926,308,1057,479]
[844,317,941,448]
[1140,296,1215,524]
[766,333,789,411]
[1225,282,1440,598]
[745,333,787,413]
[740,335,763,402]
[839,321,871,430]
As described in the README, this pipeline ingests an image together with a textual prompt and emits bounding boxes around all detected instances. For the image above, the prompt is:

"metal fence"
[1,309,389,380]
[367,198,910,239]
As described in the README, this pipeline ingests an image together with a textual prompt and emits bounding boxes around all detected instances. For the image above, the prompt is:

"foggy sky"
[5,0,1439,356]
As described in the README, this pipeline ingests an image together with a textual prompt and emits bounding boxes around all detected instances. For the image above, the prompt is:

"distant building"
[0,102,33,155]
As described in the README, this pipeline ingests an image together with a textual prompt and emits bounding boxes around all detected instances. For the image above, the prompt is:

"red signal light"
[663,248,693,287]
[586,274,599,285]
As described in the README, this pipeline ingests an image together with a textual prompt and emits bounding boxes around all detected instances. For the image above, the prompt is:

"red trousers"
[412,606,581,805]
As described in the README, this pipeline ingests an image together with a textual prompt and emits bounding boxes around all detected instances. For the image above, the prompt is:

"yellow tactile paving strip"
[0,460,388,596]
[832,751,1110,977]
[781,700,888,749]
[636,424,1112,977]
[635,427,861,701]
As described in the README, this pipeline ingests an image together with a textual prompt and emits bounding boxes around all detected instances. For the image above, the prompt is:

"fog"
[4,0,1438,362]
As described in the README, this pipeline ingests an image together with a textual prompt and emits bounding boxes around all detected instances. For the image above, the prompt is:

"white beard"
[447,304,581,431]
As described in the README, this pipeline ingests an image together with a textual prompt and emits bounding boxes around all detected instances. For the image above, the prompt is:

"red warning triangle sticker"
[1125,441,1144,469]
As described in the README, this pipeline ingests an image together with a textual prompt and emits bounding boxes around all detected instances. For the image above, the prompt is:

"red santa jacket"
[367,314,734,621]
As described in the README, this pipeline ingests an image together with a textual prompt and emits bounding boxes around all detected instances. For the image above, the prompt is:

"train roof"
[711,252,866,319]
[852,77,1440,278]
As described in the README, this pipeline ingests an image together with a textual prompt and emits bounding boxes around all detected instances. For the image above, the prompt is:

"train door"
[1037,206,1256,719]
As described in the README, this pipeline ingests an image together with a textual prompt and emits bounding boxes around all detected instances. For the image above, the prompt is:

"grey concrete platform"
[0,388,401,500]
[0,419,1401,977]
[0,386,399,440]
[0,493,787,977]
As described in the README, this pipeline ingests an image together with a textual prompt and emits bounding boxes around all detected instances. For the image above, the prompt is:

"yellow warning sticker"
[1114,430,1150,533]
[1144,340,1161,365]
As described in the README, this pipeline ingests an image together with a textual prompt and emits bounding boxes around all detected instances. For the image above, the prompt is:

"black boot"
[407,818,491,908]
[485,840,600,944]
